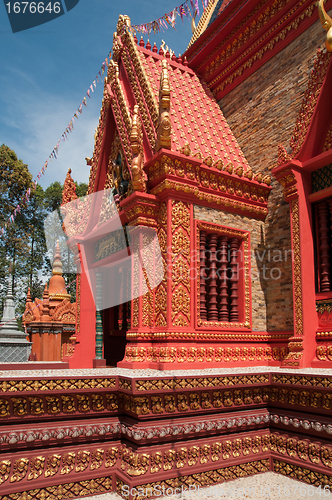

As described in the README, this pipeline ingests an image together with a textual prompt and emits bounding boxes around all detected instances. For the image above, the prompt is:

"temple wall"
[216,19,326,332]
[194,204,293,332]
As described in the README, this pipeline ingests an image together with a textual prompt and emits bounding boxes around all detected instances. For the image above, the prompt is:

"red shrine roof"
[87,14,271,196]
[86,15,271,220]
[137,46,251,172]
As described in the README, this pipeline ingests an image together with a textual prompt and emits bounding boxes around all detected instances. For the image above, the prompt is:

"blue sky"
[0,0,193,189]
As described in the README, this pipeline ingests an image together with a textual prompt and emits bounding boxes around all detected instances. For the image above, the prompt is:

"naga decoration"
[156,59,171,151]
[318,0,332,52]
[130,105,146,192]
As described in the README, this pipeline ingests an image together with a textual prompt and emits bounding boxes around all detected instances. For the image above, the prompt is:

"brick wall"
[214,18,327,332]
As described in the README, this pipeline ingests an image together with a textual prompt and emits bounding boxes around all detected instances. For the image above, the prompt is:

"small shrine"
[0,272,32,363]
[23,241,77,362]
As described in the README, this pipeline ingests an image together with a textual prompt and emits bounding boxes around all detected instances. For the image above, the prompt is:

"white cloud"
[1,68,102,188]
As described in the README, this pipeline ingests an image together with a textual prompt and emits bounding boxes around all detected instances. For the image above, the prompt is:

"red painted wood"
[317,201,331,292]
[218,235,229,322]
[229,238,239,322]
[200,231,208,321]
[208,234,218,321]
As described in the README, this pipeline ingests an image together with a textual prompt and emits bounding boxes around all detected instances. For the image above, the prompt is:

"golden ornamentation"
[91,394,104,412]
[106,393,118,411]
[172,201,190,326]
[45,454,61,478]
[188,446,199,466]
[61,395,76,413]
[151,177,269,218]
[0,378,115,393]
[121,47,156,149]
[2,476,112,500]
[151,396,163,414]
[76,451,90,472]
[156,59,171,151]
[136,374,269,391]
[10,458,29,482]
[213,0,316,97]
[105,447,119,468]
[0,460,10,485]
[0,399,10,417]
[91,449,104,471]
[150,452,162,474]
[282,199,303,366]
[12,398,27,416]
[274,459,332,488]
[127,459,269,498]
[176,448,187,468]
[130,104,146,192]
[318,0,332,52]
[290,49,331,156]
[29,397,44,415]
[28,456,45,480]
[45,396,60,414]
[77,395,90,412]
[61,452,75,475]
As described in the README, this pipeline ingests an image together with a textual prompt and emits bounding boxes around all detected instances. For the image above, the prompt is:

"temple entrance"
[102,302,130,366]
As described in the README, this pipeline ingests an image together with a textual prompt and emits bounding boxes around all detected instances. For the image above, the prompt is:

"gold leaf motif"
[27,456,45,480]
[61,452,76,475]
[91,449,104,471]
[0,460,11,484]
[10,458,29,482]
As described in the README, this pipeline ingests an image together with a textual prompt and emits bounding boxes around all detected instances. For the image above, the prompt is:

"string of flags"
[0,55,111,236]
[130,0,216,35]
[1,2,217,236]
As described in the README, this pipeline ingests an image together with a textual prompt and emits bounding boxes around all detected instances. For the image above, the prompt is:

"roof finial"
[318,0,332,51]
[62,168,77,206]
[156,59,171,152]
[52,241,63,276]
[130,105,146,192]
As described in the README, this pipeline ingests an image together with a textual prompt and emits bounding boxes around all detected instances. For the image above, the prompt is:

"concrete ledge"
[0,361,69,370]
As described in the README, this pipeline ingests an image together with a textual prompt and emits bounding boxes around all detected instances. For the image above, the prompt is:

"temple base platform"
[0,366,332,500]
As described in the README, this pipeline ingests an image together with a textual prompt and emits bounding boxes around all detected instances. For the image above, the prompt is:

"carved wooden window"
[314,198,332,292]
[197,223,249,326]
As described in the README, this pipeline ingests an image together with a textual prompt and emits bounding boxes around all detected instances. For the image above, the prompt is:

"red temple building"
[23,241,77,362]
[3,1,332,498]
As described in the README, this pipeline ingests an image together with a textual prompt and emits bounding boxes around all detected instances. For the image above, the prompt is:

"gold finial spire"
[130,105,146,192]
[156,59,171,151]
[318,0,332,52]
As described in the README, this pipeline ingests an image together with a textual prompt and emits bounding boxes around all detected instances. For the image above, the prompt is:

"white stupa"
[0,274,32,363]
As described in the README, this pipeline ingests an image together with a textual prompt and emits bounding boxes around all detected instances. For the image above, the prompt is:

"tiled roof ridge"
[187,0,219,49]
[135,38,194,73]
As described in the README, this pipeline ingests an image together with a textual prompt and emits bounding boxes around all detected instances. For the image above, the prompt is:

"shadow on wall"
[255,180,294,332]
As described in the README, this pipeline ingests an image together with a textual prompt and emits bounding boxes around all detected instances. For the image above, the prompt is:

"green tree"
[0,145,33,312]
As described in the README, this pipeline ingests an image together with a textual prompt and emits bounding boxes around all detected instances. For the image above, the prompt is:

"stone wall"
[214,17,327,332]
